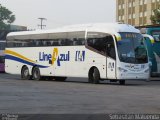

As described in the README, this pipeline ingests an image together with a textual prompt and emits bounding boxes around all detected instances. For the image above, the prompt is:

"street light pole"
[38,18,47,29]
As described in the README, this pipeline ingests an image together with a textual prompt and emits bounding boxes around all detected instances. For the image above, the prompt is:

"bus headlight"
[118,67,128,72]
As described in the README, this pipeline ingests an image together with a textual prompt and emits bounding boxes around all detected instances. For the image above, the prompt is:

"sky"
[0,0,116,30]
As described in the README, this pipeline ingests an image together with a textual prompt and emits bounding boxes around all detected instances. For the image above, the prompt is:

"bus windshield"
[117,32,148,64]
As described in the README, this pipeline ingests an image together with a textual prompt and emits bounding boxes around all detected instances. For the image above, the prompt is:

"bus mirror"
[49,59,52,64]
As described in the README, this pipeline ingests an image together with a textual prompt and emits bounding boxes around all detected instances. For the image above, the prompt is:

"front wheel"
[89,68,100,84]
[32,67,41,81]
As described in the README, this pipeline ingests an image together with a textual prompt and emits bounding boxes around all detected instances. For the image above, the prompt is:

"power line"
[38,18,47,29]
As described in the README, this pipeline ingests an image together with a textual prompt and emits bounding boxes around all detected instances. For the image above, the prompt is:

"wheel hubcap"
[24,69,29,77]
[34,70,38,78]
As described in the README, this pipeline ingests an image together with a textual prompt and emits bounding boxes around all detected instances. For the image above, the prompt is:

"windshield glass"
[117,32,148,64]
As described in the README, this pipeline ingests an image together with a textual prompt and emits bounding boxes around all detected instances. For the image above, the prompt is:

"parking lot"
[0,73,160,114]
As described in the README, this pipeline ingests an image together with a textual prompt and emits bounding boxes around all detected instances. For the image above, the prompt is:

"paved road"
[0,73,160,114]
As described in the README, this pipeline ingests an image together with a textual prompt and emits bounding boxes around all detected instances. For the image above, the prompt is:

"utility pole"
[38,18,47,29]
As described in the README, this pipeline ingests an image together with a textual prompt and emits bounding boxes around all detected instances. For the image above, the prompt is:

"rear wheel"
[119,80,125,85]
[32,67,41,81]
[21,66,30,80]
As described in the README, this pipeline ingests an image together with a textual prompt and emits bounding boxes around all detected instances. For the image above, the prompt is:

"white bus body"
[5,23,150,84]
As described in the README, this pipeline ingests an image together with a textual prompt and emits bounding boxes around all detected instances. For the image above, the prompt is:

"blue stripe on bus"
[5,55,49,68]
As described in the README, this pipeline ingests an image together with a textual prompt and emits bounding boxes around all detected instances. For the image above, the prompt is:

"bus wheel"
[55,77,67,81]
[21,66,30,80]
[119,80,125,85]
[90,68,100,84]
[32,67,41,81]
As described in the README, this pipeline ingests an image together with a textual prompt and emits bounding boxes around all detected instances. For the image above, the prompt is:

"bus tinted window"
[6,32,85,47]
[87,32,115,58]
[87,33,107,52]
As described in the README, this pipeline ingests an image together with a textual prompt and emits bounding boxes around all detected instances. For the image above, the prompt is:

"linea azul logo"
[75,51,85,62]
[39,48,70,66]
[108,62,115,71]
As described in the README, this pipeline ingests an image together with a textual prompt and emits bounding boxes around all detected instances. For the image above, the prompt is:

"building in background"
[10,25,27,31]
[0,25,27,41]
[116,0,160,26]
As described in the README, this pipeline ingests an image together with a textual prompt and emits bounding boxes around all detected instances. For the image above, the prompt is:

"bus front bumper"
[117,72,150,80]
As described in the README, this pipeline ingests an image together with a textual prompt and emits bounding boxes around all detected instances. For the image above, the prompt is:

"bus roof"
[7,23,140,40]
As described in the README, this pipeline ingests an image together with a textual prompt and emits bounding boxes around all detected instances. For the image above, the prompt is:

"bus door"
[106,36,116,79]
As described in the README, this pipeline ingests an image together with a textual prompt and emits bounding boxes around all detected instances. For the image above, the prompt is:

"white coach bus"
[5,23,150,85]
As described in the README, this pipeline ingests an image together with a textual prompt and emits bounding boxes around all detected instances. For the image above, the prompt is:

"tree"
[0,4,15,30]
[150,8,160,24]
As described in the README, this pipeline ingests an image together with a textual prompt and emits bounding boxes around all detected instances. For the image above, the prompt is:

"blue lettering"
[39,52,44,61]
[48,54,52,61]
[39,52,52,61]
[57,51,70,66]
[75,51,85,62]
[39,51,70,66]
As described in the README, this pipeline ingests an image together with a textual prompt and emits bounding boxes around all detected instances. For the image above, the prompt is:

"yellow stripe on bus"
[5,50,36,63]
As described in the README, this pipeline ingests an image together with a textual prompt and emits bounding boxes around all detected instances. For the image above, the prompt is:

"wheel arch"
[88,66,101,79]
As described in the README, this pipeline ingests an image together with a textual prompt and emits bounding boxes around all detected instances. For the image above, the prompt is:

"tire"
[119,80,125,85]
[88,71,93,83]
[89,68,100,84]
[21,66,30,80]
[54,77,67,81]
[88,77,93,83]
[32,67,41,81]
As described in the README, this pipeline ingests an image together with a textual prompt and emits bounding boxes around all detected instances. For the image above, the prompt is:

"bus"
[5,23,150,85]
[140,26,160,77]
[0,41,6,72]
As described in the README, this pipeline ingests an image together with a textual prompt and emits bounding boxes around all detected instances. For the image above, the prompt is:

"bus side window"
[52,40,60,46]
[46,41,51,46]
[106,36,116,59]
[87,32,114,55]
[66,39,73,46]
[73,38,85,46]
[38,40,43,46]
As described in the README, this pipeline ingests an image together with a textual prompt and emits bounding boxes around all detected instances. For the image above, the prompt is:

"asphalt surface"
[0,73,160,114]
